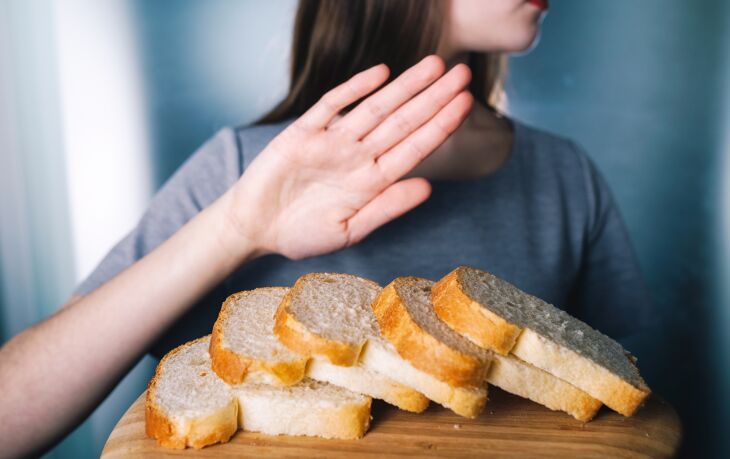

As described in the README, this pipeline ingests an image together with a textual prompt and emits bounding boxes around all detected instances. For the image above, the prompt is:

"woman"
[0,0,653,456]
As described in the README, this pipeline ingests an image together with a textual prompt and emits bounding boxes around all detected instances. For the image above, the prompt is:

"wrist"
[210,189,272,266]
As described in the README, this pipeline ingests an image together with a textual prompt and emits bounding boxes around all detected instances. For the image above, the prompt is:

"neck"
[404,50,513,181]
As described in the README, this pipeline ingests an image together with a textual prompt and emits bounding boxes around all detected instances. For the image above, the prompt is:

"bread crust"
[210,289,307,385]
[274,277,365,366]
[145,337,238,449]
[445,386,488,418]
[432,268,522,355]
[371,277,490,388]
[488,354,602,422]
[326,400,373,439]
[306,399,372,439]
[513,330,650,417]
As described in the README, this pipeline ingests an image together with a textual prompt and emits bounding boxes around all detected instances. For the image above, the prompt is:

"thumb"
[345,177,431,246]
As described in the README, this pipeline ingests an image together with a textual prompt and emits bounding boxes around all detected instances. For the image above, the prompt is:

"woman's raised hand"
[227,54,473,260]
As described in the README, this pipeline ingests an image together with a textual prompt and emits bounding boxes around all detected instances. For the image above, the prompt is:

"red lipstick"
[527,0,549,10]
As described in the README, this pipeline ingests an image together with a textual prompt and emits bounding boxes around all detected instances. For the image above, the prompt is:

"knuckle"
[374,157,399,185]
[392,111,415,134]
[359,135,384,158]
[405,139,426,159]
[431,86,453,107]
[344,227,361,247]
[395,76,418,98]
[344,80,361,99]
[365,100,386,123]
[319,92,340,113]
[433,116,453,137]
[326,121,354,138]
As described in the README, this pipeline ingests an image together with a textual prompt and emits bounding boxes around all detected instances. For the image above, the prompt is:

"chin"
[502,27,541,53]
[463,21,543,54]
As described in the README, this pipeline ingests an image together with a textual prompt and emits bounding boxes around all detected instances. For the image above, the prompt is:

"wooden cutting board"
[101,388,681,458]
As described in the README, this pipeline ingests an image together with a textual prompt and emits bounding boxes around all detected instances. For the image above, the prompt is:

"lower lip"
[527,0,549,10]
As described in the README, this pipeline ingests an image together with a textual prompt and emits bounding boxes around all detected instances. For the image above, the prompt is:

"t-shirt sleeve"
[566,144,656,339]
[72,127,243,297]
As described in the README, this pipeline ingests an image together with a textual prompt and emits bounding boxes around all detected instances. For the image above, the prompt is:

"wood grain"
[101,388,681,458]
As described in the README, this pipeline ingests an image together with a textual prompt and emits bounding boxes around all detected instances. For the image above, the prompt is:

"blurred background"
[0,0,728,457]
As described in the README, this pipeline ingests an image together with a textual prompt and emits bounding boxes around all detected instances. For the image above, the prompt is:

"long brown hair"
[255,0,506,125]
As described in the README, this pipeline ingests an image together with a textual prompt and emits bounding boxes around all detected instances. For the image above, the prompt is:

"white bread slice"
[146,336,372,448]
[432,266,651,416]
[273,273,429,413]
[362,338,487,418]
[274,273,383,366]
[371,276,492,388]
[305,357,429,413]
[488,354,602,422]
[145,337,239,449]
[368,277,490,418]
[209,287,307,386]
[234,378,372,439]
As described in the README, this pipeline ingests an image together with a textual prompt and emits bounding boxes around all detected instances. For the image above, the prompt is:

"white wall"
[54,0,153,281]
[52,1,157,456]
[0,1,157,457]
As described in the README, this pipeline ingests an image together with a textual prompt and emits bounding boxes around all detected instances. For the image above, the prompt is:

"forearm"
[0,189,261,457]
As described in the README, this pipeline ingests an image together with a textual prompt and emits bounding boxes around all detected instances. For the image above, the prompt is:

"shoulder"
[235,117,297,168]
[181,127,243,184]
[512,118,593,175]
[509,117,614,231]
[512,118,605,196]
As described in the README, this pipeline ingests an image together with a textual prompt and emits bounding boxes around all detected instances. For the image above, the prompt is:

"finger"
[298,63,390,131]
[330,54,446,139]
[345,177,431,246]
[362,63,471,158]
[376,90,473,183]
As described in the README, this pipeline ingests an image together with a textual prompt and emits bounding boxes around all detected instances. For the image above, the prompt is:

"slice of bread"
[432,266,651,416]
[488,354,602,422]
[367,277,490,418]
[362,338,487,418]
[146,336,373,448]
[234,378,372,440]
[146,337,239,449]
[210,288,307,386]
[273,273,430,413]
[306,357,429,413]
[274,273,383,366]
[371,276,492,388]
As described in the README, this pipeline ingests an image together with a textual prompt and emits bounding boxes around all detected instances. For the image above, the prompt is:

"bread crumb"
[199,371,207,377]
[453,424,461,430]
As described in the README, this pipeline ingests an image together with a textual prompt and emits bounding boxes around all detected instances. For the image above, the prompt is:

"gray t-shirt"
[74,117,654,359]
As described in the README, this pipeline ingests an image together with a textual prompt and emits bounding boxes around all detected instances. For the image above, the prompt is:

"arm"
[0,54,473,457]
[0,190,260,458]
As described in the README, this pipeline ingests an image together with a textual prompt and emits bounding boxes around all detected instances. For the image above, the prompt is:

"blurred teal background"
[0,0,728,457]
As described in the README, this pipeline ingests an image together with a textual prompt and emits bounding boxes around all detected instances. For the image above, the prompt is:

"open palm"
[228,55,473,260]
